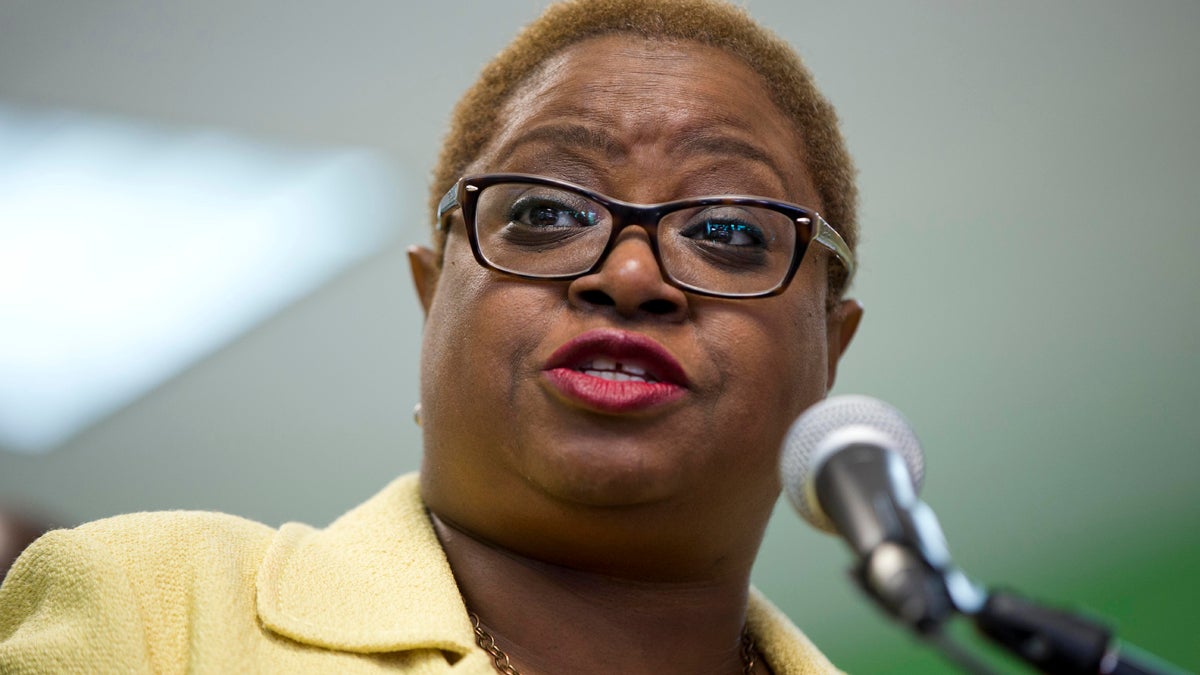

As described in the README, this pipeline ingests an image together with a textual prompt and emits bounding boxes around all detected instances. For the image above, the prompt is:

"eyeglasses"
[436,174,855,299]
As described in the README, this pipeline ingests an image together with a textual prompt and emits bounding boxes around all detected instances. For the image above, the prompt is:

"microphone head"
[780,395,925,534]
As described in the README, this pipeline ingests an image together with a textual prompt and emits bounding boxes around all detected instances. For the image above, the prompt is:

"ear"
[825,298,863,390]
[408,245,441,317]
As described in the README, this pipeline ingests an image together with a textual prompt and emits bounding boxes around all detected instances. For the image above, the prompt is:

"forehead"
[472,34,816,205]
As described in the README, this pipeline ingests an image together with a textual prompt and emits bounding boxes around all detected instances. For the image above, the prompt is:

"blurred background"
[0,1,1196,672]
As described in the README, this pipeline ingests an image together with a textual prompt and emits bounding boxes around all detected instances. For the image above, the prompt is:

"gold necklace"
[469,612,759,675]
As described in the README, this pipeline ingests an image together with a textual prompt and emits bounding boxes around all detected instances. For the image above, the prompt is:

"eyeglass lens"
[473,181,799,296]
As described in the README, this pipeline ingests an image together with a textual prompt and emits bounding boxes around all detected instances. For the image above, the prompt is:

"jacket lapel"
[255,474,476,659]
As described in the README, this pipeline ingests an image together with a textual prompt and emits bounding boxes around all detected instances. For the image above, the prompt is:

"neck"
[431,513,762,675]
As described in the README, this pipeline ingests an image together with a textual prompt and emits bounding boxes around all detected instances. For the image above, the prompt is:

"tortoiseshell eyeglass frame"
[436,173,855,299]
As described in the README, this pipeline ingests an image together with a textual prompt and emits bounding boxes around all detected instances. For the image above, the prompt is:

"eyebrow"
[670,132,787,184]
[497,123,624,163]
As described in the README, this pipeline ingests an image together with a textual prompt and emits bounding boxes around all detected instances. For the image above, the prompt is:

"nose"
[566,227,689,321]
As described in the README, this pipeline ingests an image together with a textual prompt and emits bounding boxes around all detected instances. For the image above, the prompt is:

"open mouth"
[542,329,689,413]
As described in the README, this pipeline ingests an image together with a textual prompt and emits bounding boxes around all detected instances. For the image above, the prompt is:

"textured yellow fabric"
[0,474,841,674]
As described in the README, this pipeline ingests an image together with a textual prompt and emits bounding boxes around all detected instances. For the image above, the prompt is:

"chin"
[522,437,694,508]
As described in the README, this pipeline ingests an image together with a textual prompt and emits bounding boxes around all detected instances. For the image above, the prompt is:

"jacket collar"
[253,473,839,673]
[255,473,476,658]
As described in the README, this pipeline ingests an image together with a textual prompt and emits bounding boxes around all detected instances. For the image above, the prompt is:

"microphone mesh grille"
[779,395,925,534]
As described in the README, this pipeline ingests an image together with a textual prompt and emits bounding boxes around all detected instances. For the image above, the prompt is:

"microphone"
[779,395,981,631]
[779,396,1188,675]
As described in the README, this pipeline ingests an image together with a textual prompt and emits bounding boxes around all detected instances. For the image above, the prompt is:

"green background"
[1,1,1196,672]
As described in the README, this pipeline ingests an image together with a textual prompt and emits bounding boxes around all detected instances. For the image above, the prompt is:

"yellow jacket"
[0,474,841,674]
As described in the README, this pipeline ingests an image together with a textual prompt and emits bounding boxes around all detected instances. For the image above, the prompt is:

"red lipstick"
[542,329,689,413]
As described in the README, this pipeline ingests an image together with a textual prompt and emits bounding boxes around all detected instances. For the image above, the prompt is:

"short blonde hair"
[430,0,857,298]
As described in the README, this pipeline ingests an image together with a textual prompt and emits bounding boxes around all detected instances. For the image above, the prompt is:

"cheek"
[715,302,827,409]
[782,263,833,397]
[785,307,831,404]
[420,242,556,423]
[702,293,829,467]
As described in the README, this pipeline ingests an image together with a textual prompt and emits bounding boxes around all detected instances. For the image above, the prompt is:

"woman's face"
[413,35,860,578]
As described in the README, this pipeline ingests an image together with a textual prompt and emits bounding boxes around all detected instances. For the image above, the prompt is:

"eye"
[508,195,599,229]
[680,213,767,248]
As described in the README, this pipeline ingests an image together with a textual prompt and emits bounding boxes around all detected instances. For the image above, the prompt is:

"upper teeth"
[579,358,654,382]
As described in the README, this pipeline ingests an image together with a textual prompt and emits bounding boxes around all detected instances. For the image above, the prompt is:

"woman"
[0,0,861,673]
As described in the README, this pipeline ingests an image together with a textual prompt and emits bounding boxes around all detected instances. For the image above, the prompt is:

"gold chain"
[469,612,758,674]
[470,612,521,675]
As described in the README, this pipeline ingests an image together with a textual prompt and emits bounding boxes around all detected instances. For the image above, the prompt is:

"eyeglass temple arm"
[813,214,856,281]
[435,184,460,231]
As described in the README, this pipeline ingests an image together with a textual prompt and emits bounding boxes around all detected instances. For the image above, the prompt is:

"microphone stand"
[970,589,1190,675]
[850,539,1192,675]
